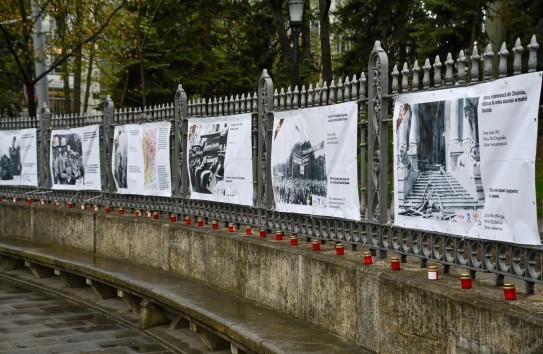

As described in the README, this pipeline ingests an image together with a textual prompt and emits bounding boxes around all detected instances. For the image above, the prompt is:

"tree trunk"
[199,0,213,98]
[83,49,95,113]
[267,0,298,87]
[73,47,82,115]
[120,70,129,107]
[62,58,72,114]
[319,0,333,85]
[137,0,146,106]
[301,1,311,86]
[73,0,82,115]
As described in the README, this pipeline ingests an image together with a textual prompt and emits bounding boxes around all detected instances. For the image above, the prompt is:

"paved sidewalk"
[0,278,171,354]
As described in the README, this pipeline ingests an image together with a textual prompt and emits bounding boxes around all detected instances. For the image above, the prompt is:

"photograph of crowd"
[188,123,228,194]
[0,136,22,180]
[51,134,85,185]
[272,118,327,206]
[113,129,128,189]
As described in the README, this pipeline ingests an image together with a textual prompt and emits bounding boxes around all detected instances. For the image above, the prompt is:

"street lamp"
[288,0,304,84]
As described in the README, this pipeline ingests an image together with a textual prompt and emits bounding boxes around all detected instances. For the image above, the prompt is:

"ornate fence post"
[38,103,52,189]
[102,95,115,194]
[257,70,274,217]
[367,41,390,256]
[173,84,188,198]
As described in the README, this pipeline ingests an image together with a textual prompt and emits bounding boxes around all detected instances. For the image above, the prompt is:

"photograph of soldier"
[0,136,22,180]
[395,97,484,220]
[272,120,327,206]
[188,123,228,194]
[51,133,85,185]
[113,129,128,189]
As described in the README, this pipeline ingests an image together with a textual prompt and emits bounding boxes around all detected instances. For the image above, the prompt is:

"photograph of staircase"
[394,97,485,222]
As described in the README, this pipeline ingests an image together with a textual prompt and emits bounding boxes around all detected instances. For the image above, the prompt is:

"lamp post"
[288,0,304,84]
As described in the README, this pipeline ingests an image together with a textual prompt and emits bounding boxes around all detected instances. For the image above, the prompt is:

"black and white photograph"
[0,129,37,187]
[186,114,253,205]
[270,103,360,220]
[50,125,101,191]
[0,136,22,181]
[188,122,228,194]
[51,133,85,185]
[395,97,484,221]
[394,72,542,245]
[272,117,327,206]
[113,128,128,189]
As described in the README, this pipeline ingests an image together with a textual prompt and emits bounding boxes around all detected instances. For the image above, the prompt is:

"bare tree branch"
[35,0,128,83]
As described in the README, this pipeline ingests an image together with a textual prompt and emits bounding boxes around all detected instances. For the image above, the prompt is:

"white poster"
[112,121,171,197]
[50,125,101,190]
[0,128,37,186]
[271,102,360,220]
[187,114,253,205]
[393,72,542,245]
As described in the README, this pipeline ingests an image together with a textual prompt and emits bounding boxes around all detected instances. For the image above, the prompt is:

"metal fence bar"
[0,35,541,289]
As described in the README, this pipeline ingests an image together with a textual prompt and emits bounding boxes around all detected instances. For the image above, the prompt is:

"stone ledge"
[0,236,366,354]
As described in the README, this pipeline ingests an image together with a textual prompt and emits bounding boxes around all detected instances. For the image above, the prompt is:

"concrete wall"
[2,202,543,353]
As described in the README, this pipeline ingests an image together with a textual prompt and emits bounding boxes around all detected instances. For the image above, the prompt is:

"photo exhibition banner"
[112,121,171,197]
[271,102,360,220]
[187,114,253,205]
[393,72,542,245]
[50,124,101,190]
[0,128,37,187]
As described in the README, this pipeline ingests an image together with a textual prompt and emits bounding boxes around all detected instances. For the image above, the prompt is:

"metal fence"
[1,36,542,293]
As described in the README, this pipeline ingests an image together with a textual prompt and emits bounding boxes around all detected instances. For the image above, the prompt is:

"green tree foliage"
[101,0,277,107]
[334,0,497,77]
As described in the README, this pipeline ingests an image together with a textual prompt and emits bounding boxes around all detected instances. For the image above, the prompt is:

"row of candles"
[3,196,518,300]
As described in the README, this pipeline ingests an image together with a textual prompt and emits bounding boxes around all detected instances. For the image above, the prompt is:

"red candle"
[504,284,516,300]
[229,223,235,232]
[312,239,320,251]
[461,274,472,289]
[336,243,344,256]
[67,202,73,209]
[185,216,191,225]
[197,218,204,227]
[290,235,298,246]
[259,228,266,238]
[27,198,32,205]
[246,226,252,235]
[212,220,218,229]
[364,251,373,265]
[275,231,283,241]
[170,214,177,223]
[135,209,141,217]
[105,206,111,213]
[391,257,400,271]
[118,207,124,215]
[153,212,159,220]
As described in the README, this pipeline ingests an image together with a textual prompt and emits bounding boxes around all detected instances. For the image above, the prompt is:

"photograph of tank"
[51,133,85,185]
[0,135,22,180]
[272,118,327,206]
[188,123,228,194]
[395,97,485,221]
